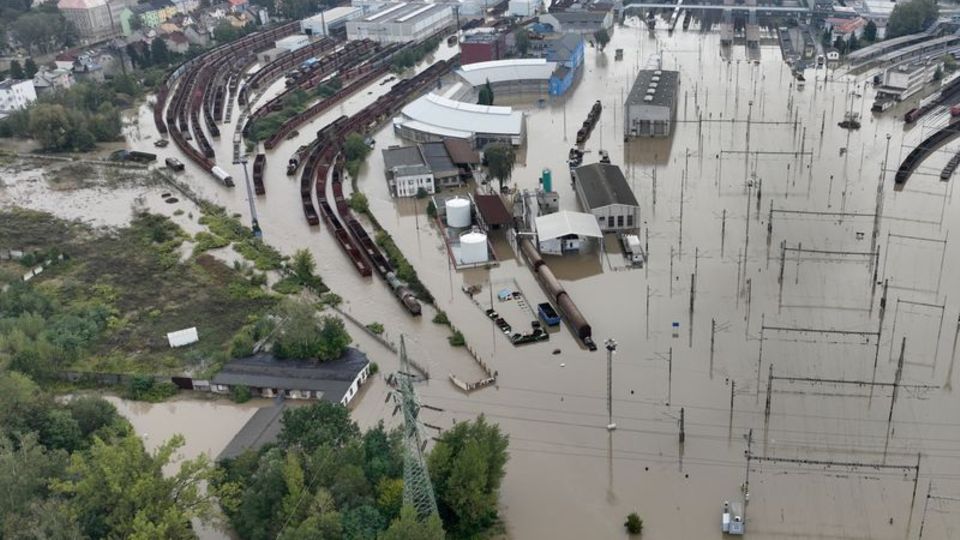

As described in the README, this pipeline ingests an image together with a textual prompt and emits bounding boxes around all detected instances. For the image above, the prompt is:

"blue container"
[542,169,553,192]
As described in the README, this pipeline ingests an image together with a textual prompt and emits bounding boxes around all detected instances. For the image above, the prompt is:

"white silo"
[445,197,472,228]
[460,231,488,265]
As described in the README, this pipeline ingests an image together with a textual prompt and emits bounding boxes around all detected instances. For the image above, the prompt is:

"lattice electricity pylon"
[388,335,439,520]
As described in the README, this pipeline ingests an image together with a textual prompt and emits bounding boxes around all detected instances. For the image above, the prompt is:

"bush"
[369,362,379,375]
[432,311,450,325]
[320,292,342,307]
[426,200,437,218]
[229,329,255,358]
[366,322,384,335]
[193,231,230,254]
[271,276,304,295]
[625,513,643,535]
[349,192,369,214]
[230,385,252,403]
[448,329,465,347]
[125,377,178,402]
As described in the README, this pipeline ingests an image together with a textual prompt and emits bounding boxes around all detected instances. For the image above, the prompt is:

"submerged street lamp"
[606,338,617,431]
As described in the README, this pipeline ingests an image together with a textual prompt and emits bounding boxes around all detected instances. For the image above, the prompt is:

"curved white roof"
[398,93,523,137]
[457,58,558,86]
[536,211,603,241]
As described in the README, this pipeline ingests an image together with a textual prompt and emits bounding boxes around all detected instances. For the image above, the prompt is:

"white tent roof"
[167,327,199,348]
[399,93,523,137]
[536,211,603,241]
[456,58,557,86]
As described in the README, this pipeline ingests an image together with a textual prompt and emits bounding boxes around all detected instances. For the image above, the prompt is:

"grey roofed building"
[573,163,638,209]
[382,145,431,177]
[572,163,640,232]
[624,69,679,138]
[218,403,287,460]
[626,69,678,109]
[211,348,371,405]
[420,141,459,181]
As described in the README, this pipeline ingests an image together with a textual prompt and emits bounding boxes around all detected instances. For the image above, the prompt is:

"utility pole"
[721,209,727,258]
[606,339,617,431]
[884,337,906,463]
[710,318,717,378]
[391,336,440,520]
[679,407,685,444]
[668,347,673,405]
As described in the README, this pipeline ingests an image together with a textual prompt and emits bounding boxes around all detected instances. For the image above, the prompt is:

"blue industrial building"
[534,33,585,96]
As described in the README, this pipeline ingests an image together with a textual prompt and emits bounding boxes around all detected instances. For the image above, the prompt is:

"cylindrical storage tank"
[542,168,552,192]
[460,231,488,264]
[446,197,471,228]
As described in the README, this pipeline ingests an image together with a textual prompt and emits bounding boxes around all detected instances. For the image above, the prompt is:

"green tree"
[376,477,403,521]
[349,192,369,214]
[66,396,123,440]
[945,54,959,72]
[214,20,242,43]
[0,433,68,530]
[483,143,517,191]
[3,498,83,540]
[150,37,170,66]
[24,58,38,78]
[477,79,494,106]
[274,301,350,361]
[514,27,530,55]
[29,104,73,151]
[428,415,509,537]
[935,65,944,80]
[833,35,846,54]
[342,504,385,540]
[9,60,24,79]
[291,248,316,283]
[279,402,360,452]
[12,12,75,54]
[130,13,143,31]
[344,132,372,162]
[847,33,859,52]
[593,28,610,51]
[886,0,938,39]
[624,512,643,534]
[380,505,445,540]
[37,408,83,452]
[55,434,217,539]
[863,20,878,42]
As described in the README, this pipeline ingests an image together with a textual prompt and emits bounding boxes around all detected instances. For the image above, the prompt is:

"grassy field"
[0,208,277,376]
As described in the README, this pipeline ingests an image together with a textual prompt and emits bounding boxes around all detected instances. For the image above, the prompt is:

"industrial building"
[529,32,584,96]
[624,69,679,138]
[346,2,454,44]
[572,163,639,232]
[875,61,938,102]
[535,210,603,255]
[382,140,478,197]
[394,92,525,148]
[275,34,310,52]
[210,348,371,405]
[538,9,612,35]
[509,0,541,17]
[460,30,507,65]
[457,59,557,96]
[301,6,362,35]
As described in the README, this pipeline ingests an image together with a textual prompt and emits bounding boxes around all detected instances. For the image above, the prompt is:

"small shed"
[167,327,199,347]
[474,193,512,230]
[535,210,603,255]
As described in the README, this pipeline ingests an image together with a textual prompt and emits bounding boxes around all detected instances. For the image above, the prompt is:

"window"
[617,215,624,228]
[608,215,615,228]
[627,214,634,227]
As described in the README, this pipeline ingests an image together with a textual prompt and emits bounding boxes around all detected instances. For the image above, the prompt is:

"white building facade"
[0,79,37,113]
[347,2,453,44]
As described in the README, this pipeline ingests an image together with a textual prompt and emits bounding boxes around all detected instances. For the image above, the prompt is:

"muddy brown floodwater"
[54,20,960,539]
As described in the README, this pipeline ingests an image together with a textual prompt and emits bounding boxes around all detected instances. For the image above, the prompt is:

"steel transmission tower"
[390,335,440,519]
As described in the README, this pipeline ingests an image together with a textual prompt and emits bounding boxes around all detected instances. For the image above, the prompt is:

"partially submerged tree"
[594,28,610,51]
[483,143,516,192]
[477,79,495,106]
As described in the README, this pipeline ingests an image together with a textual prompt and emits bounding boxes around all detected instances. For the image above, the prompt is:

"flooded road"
[52,21,960,538]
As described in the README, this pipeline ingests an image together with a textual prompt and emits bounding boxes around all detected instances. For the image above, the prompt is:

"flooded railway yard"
[11,17,960,539]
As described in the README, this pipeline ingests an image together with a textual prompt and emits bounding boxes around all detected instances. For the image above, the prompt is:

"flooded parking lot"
[8,18,960,538]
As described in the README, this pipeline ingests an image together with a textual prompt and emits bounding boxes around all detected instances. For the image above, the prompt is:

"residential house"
[54,51,79,70]
[538,9,612,35]
[531,32,584,96]
[33,68,75,95]
[141,0,178,28]
[0,79,37,113]
[72,54,105,82]
[183,25,210,46]
[827,17,866,41]
[171,0,199,13]
[163,30,190,53]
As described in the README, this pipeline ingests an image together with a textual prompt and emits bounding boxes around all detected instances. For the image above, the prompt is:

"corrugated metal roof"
[399,93,524,137]
[573,163,639,209]
[536,210,603,241]
[456,58,558,86]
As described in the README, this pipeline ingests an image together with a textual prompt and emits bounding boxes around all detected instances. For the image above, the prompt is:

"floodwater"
[24,20,960,539]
